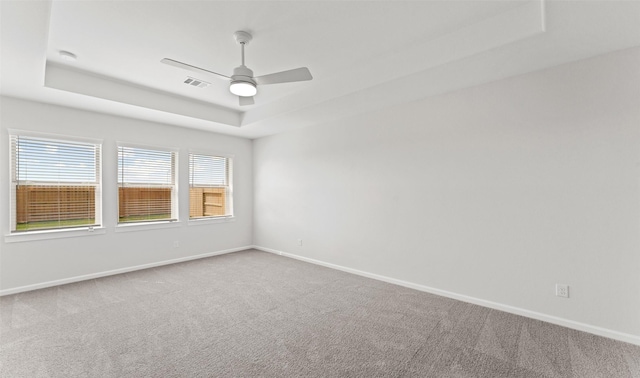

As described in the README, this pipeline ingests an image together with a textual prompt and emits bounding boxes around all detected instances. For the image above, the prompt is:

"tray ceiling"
[1,1,639,139]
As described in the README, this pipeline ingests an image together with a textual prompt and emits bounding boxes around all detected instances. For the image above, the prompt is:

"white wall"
[253,47,640,339]
[0,97,253,290]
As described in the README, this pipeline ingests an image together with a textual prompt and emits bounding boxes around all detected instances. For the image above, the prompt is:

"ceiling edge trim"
[44,62,241,127]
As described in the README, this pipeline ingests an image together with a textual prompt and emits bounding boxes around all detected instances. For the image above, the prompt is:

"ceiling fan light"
[230,81,257,97]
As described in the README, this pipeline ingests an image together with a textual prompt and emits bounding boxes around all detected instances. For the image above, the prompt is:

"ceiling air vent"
[183,77,210,88]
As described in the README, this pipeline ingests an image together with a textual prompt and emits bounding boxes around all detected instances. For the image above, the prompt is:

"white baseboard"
[252,245,640,346]
[0,245,253,296]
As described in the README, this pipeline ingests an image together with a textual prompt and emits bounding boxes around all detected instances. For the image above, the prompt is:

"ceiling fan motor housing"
[230,65,257,96]
[231,65,255,84]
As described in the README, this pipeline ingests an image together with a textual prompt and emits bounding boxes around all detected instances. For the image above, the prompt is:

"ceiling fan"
[161,31,313,106]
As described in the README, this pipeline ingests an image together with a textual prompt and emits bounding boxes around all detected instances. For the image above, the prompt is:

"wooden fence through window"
[118,187,172,218]
[16,186,227,224]
[15,185,95,223]
[189,187,226,218]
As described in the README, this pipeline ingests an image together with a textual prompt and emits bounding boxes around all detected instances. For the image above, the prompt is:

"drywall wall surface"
[0,97,252,290]
[253,47,640,337]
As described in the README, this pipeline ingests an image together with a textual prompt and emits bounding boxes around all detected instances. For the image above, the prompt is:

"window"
[10,133,102,233]
[189,153,232,219]
[118,145,177,224]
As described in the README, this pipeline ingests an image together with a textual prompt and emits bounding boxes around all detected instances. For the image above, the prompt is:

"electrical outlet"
[556,284,569,298]
[297,239,303,246]
[173,241,180,248]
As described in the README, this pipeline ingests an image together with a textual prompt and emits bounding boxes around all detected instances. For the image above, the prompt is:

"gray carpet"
[1,249,638,377]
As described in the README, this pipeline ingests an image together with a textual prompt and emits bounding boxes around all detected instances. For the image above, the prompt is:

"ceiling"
[1,0,639,139]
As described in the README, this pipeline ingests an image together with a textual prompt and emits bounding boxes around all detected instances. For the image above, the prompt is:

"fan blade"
[254,67,312,85]
[161,58,230,79]
[239,96,255,106]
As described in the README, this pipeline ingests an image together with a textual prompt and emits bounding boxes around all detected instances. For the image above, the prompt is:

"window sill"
[5,227,106,243]
[188,216,235,226]
[115,220,182,233]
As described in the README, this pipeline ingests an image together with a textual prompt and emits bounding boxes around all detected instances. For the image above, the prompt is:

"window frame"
[116,142,179,227]
[6,129,103,240]
[188,150,234,223]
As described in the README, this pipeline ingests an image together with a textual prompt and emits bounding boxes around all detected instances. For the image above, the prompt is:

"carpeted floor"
[1,249,638,377]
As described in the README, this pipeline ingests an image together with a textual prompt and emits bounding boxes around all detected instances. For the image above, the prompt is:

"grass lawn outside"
[118,214,172,223]
[16,218,96,231]
[16,213,172,231]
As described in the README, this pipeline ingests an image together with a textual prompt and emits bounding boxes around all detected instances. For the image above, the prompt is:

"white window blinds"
[10,134,101,232]
[189,153,231,219]
[118,145,177,223]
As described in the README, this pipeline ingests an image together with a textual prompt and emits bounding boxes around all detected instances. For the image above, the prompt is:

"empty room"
[1,0,639,377]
